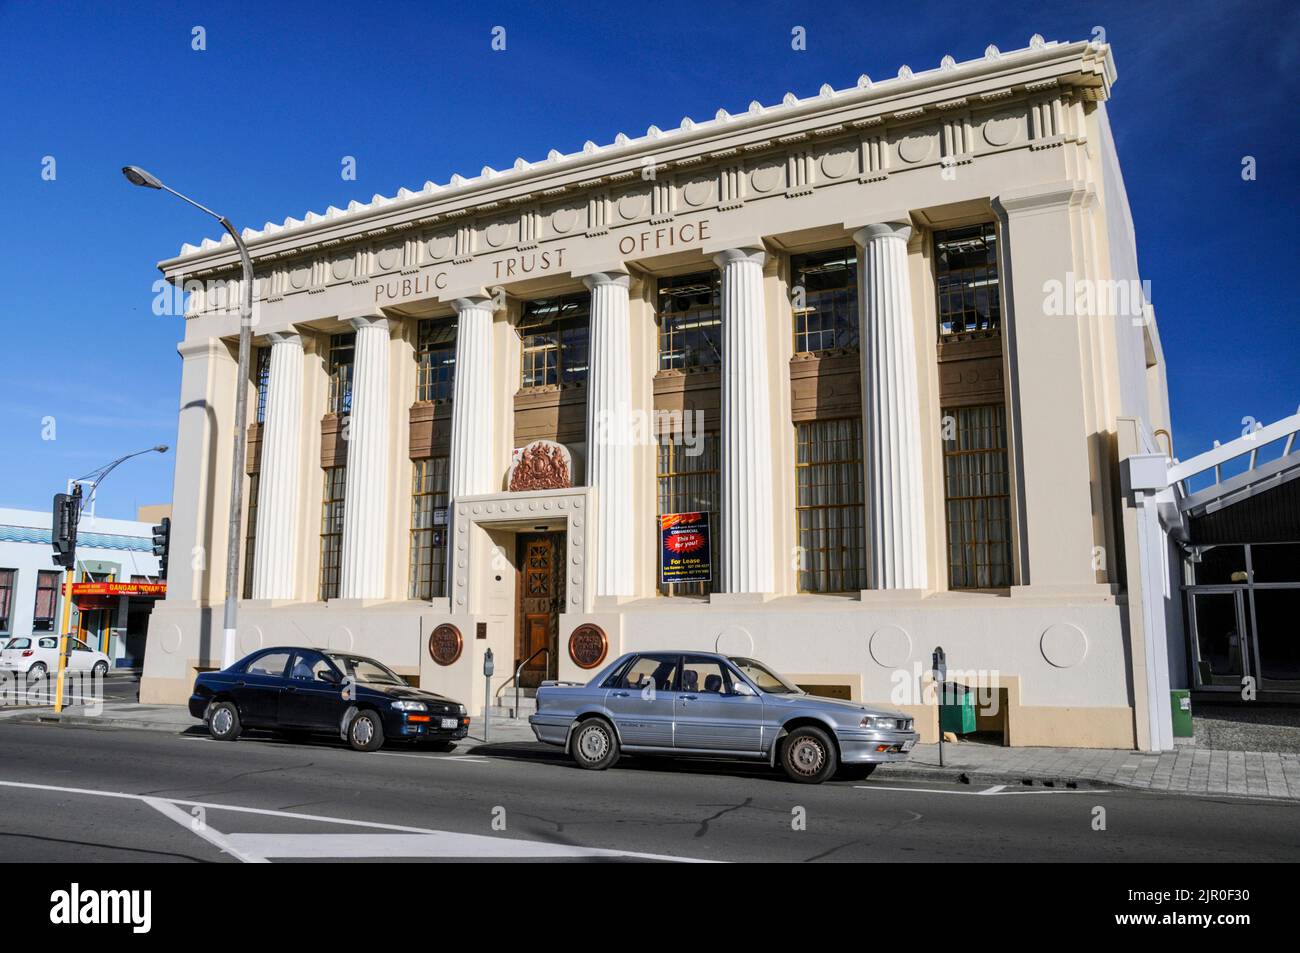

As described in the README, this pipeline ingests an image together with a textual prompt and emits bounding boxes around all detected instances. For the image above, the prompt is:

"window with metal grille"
[656,434,720,596]
[416,319,457,402]
[657,271,721,371]
[254,347,271,423]
[33,570,60,631]
[318,466,347,600]
[518,294,589,388]
[795,418,867,592]
[942,404,1013,588]
[934,223,1001,337]
[242,472,259,600]
[327,332,355,414]
[0,569,13,633]
[409,457,450,600]
[791,248,859,354]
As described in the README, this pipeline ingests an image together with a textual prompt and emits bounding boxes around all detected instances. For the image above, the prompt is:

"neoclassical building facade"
[142,36,1177,750]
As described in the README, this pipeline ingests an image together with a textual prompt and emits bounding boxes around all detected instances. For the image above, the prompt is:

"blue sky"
[0,0,1296,520]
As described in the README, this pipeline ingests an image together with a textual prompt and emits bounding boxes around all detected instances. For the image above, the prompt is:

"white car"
[0,635,111,679]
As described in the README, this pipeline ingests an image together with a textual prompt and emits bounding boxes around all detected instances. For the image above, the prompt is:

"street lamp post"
[123,165,253,669]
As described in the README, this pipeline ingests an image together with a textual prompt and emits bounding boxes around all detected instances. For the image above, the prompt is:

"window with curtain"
[795,418,867,592]
[242,472,260,600]
[0,569,14,633]
[791,247,859,354]
[519,294,589,388]
[318,466,347,600]
[934,223,1001,337]
[657,271,722,371]
[33,570,60,631]
[327,332,355,414]
[416,319,457,402]
[254,347,271,423]
[942,404,1013,588]
[409,457,451,600]
[656,434,720,596]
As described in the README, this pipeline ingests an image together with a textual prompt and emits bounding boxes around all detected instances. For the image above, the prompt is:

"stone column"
[251,332,304,600]
[584,271,634,597]
[854,222,927,590]
[447,297,496,500]
[338,315,391,600]
[714,247,775,594]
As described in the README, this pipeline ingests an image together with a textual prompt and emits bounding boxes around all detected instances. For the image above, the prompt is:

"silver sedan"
[530,651,918,784]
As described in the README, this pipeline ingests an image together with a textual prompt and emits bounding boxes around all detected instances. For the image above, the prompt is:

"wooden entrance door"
[516,532,565,686]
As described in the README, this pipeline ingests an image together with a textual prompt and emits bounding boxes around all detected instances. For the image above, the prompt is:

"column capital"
[266,330,302,347]
[852,221,912,246]
[451,294,495,314]
[581,270,631,291]
[341,309,388,332]
[711,246,766,270]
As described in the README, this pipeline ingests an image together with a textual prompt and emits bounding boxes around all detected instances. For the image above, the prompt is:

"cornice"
[160,35,1113,280]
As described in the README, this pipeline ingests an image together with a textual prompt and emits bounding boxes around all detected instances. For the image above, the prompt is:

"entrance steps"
[493,687,538,719]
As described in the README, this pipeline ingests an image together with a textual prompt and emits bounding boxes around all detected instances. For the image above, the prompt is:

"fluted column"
[714,247,775,593]
[338,314,391,599]
[447,297,496,499]
[854,222,927,590]
[584,271,634,597]
[251,332,303,600]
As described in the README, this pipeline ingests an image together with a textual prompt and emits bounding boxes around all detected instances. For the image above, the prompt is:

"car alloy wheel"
[579,723,610,762]
[789,736,827,777]
[211,707,233,736]
[571,718,619,770]
[352,717,373,746]
[92,661,108,677]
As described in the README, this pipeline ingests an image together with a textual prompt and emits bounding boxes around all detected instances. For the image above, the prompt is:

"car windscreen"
[327,654,407,686]
[729,657,803,694]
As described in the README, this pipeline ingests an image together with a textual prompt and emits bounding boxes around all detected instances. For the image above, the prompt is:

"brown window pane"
[796,418,867,592]
[942,404,1013,588]
[934,223,1001,337]
[656,271,721,371]
[416,319,457,402]
[519,294,589,389]
[319,466,347,600]
[791,247,859,354]
[408,457,451,600]
[656,433,720,596]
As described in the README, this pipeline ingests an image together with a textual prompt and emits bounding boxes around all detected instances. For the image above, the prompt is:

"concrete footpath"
[5,700,1299,801]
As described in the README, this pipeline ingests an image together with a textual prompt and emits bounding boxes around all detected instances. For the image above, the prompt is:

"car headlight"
[860,715,895,729]
[391,700,428,712]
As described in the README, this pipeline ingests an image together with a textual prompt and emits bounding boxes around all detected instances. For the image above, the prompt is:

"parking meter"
[932,646,946,766]
[483,648,494,742]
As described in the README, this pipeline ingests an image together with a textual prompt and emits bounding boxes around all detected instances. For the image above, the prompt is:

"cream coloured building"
[141,35,1180,751]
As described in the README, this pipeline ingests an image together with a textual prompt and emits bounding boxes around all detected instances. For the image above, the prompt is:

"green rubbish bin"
[939,682,976,735]
[1170,689,1193,738]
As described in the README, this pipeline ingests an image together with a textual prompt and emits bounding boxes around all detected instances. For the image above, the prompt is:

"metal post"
[483,648,494,744]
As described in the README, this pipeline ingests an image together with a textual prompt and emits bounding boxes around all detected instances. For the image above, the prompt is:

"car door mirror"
[317,669,341,685]
[731,681,756,697]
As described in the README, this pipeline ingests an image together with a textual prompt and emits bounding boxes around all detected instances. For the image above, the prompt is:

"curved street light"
[123,166,253,668]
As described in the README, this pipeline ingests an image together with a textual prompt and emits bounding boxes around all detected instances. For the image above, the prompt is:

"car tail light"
[876,744,890,752]
[22,650,33,657]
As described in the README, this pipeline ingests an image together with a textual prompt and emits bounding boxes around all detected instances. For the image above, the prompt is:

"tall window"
[242,472,260,600]
[657,271,721,370]
[327,332,355,414]
[409,457,451,600]
[935,223,1001,337]
[34,570,60,632]
[519,294,589,388]
[0,569,14,633]
[795,419,867,592]
[656,435,720,596]
[416,320,457,402]
[254,347,271,423]
[791,248,859,353]
[319,467,346,600]
[942,405,1013,588]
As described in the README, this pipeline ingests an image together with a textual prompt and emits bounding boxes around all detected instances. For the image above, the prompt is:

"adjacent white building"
[141,36,1182,750]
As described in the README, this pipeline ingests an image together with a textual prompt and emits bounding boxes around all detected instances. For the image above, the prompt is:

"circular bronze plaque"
[428,624,463,666]
[568,624,608,670]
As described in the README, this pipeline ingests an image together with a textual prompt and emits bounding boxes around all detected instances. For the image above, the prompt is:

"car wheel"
[92,661,109,677]
[571,718,619,770]
[207,701,241,742]
[29,662,48,680]
[779,726,838,784]
[347,709,385,752]
[426,740,457,753]
[837,763,878,782]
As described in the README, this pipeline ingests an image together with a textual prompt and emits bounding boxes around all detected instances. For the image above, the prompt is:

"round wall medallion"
[428,624,463,666]
[982,113,1019,147]
[715,624,754,657]
[897,133,934,164]
[869,625,912,669]
[550,206,579,234]
[749,161,783,193]
[569,624,609,669]
[1040,622,1088,669]
[819,147,855,179]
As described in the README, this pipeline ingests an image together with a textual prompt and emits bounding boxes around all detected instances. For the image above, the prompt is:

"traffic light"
[51,491,81,569]
[151,517,171,580]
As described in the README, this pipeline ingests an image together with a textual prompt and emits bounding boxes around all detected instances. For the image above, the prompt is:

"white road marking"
[142,796,269,864]
[179,735,490,763]
[856,783,1108,796]
[0,778,715,863]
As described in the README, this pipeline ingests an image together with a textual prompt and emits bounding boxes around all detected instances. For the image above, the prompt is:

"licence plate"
[440,717,458,729]
[901,740,915,752]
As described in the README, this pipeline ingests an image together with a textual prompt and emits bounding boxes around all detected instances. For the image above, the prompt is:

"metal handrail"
[494,647,550,719]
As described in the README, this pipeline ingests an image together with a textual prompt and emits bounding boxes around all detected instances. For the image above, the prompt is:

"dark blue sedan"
[188,646,470,752]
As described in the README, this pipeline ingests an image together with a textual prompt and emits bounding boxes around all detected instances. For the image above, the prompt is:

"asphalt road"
[1,719,1297,863]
